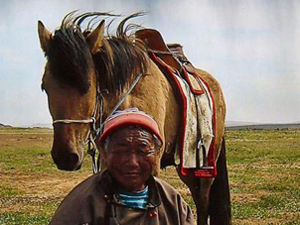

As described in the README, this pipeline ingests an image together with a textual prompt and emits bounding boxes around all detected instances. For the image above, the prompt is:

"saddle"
[136,29,196,74]
[136,29,217,178]
[136,29,203,95]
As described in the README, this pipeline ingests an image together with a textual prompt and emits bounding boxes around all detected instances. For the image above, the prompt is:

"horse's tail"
[209,137,232,225]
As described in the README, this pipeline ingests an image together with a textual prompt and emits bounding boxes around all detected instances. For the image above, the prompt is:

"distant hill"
[0,123,52,129]
[0,123,12,128]
[1,121,299,130]
[226,121,260,127]
[226,122,300,130]
[30,123,52,129]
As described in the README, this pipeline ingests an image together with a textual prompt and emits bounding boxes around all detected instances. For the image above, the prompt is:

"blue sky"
[1,0,300,126]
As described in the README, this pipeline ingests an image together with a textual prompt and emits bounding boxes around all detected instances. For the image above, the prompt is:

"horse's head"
[38,18,105,170]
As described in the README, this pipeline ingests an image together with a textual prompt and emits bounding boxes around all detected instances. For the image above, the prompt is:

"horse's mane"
[93,13,148,94]
[45,12,148,95]
[46,12,97,94]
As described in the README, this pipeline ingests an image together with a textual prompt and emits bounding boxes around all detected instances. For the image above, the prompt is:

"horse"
[38,12,231,225]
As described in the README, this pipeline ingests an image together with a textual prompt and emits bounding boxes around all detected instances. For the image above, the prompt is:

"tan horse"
[38,12,231,225]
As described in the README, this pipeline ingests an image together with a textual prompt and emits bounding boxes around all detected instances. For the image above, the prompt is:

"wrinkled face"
[106,127,157,192]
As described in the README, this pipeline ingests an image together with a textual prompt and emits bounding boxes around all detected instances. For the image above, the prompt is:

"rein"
[52,72,144,174]
[147,49,174,55]
[96,72,144,135]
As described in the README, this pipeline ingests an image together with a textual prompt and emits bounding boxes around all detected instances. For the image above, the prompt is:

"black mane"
[92,12,148,94]
[46,13,95,94]
[45,12,148,95]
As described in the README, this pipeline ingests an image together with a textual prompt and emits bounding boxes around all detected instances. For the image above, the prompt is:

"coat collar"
[99,169,162,208]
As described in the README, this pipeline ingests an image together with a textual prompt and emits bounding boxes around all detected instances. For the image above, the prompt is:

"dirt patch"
[1,171,91,198]
[0,170,92,214]
[0,196,60,213]
[232,191,269,204]
[234,218,282,225]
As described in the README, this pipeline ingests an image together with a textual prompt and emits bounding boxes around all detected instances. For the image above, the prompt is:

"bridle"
[53,118,95,124]
[52,89,101,173]
[52,72,144,174]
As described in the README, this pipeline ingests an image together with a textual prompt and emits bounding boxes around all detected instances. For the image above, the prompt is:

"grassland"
[0,128,299,224]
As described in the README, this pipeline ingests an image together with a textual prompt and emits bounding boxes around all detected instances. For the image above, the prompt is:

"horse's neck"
[101,94,120,118]
[99,58,180,142]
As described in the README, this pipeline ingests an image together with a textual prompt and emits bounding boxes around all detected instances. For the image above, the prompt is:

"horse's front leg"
[194,178,213,225]
[194,180,212,225]
[177,168,213,225]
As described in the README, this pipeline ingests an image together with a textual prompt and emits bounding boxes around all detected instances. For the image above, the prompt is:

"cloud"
[1,0,300,126]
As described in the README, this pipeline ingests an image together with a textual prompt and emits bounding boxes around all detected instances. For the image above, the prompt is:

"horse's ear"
[38,21,52,54]
[86,20,105,54]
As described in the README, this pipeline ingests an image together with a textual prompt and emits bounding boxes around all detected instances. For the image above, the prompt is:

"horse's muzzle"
[51,146,83,171]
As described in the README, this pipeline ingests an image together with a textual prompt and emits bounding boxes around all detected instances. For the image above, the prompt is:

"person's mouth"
[123,171,140,177]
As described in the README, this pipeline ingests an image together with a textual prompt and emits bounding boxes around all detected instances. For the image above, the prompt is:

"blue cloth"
[118,186,149,209]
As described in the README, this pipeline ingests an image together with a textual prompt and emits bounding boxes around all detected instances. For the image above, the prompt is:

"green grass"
[0,212,50,225]
[226,129,300,224]
[0,128,299,224]
[0,185,24,197]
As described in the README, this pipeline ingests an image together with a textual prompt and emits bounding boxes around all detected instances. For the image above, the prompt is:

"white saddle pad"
[174,73,214,168]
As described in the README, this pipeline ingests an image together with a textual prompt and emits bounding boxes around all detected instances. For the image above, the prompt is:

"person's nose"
[126,152,139,168]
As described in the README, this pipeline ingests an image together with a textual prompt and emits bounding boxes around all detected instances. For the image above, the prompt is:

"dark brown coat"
[49,170,195,225]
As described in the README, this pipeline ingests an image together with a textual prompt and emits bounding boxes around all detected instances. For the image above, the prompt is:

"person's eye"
[111,145,128,154]
[112,150,128,156]
[137,144,154,155]
[139,143,150,150]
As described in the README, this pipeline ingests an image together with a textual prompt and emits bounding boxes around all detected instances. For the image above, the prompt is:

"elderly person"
[49,108,195,225]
